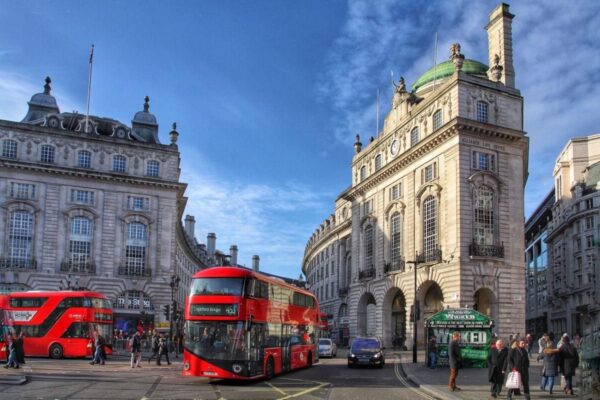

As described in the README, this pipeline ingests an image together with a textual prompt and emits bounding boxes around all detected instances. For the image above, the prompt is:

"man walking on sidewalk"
[488,339,508,398]
[448,332,462,392]
[130,331,142,368]
[507,339,530,400]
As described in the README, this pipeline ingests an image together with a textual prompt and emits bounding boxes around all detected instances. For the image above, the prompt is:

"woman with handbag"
[506,339,530,400]
[537,340,559,394]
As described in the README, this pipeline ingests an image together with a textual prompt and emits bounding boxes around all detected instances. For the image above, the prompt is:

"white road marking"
[266,381,288,395]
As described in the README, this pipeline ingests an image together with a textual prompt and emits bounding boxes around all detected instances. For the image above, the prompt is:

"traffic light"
[163,304,170,320]
[172,308,178,322]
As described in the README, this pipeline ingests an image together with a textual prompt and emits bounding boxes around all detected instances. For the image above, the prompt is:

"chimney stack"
[184,215,196,239]
[252,255,260,272]
[230,245,238,266]
[486,3,515,88]
[207,233,216,260]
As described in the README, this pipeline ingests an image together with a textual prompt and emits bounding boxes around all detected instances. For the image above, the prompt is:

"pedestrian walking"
[130,331,142,368]
[488,338,508,398]
[157,335,171,366]
[427,336,438,369]
[90,332,105,365]
[507,339,531,400]
[148,333,159,363]
[448,332,462,392]
[14,332,25,364]
[548,334,579,395]
[526,333,534,353]
[538,339,559,395]
[3,334,19,369]
[538,333,548,355]
[173,335,180,359]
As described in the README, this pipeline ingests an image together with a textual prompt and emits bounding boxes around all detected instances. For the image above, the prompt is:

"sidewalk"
[397,350,553,400]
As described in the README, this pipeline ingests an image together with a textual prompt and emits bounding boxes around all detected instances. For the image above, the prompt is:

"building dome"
[22,76,60,123]
[412,59,488,92]
[131,96,160,143]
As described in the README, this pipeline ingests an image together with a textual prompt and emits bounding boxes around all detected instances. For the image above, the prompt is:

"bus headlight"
[184,362,190,370]
[232,364,243,374]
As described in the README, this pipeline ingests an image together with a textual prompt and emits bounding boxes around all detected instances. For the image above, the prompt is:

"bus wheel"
[50,344,63,359]
[265,357,275,380]
[307,352,313,368]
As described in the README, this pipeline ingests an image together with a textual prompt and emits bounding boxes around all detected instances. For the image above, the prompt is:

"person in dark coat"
[148,333,159,363]
[448,332,462,392]
[14,332,25,364]
[507,339,530,400]
[537,340,559,394]
[156,335,171,366]
[487,338,508,398]
[548,334,579,395]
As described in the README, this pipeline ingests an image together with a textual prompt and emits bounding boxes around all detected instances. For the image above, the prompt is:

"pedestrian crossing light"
[163,304,170,320]
[172,308,179,322]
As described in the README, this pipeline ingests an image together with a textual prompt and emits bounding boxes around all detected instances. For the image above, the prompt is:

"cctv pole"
[413,259,418,363]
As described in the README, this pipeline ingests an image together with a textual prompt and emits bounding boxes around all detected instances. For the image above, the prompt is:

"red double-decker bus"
[183,267,320,380]
[0,291,113,359]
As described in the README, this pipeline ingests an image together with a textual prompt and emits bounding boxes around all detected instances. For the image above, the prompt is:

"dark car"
[347,337,385,368]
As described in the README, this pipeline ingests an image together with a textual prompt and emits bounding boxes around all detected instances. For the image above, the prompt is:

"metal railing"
[416,248,442,264]
[118,265,152,277]
[384,259,405,273]
[469,242,504,258]
[60,260,96,274]
[359,267,375,281]
[0,257,37,270]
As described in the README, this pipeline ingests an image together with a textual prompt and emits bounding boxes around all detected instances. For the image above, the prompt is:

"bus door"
[281,324,291,372]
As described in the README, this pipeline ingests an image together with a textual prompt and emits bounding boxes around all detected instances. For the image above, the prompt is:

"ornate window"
[127,196,150,211]
[390,212,402,265]
[473,186,495,245]
[422,196,438,257]
[8,210,33,266]
[360,166,366,182]
[472,151,496,172]
[476,101,488,123]
[422,162,437,183]
[410,127,420,147]
[9,182,35,199]
[125,222,147,275]
[364,225,374,268]
[68,216,92,269]
[70,189,94,205]
[40,145,55,163]
[433,109,443,131]
[146,160,160,177]
[2,140,17,159]
[389,182,402,201]
[112,155,127,173]
[375,154,382,171]
[78,150,91,168]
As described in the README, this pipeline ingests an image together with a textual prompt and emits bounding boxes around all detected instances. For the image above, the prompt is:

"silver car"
[318,338,337,358]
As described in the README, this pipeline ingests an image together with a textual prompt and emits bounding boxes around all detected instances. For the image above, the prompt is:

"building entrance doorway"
[392,291,406,349]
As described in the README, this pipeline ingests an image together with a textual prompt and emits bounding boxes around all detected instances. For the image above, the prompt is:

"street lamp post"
[406,259,420,363]
[169,275,180,340]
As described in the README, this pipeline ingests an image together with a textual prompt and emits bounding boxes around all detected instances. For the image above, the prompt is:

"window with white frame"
[40,145,55,163]
[69,216,92,268]
[375,154,382,171]
[433,109,443,131]
[10,182,36,199]
[125,222,147,275]
[422,196,438,257]
[360,166,366,182]
[78,150,92,168]
[473,185,495,245]
[146,160,160,177]
[364,225,374,268]
[390,182,402,201]
[8,210,33,264]
[363,199,373,215]
[390,212,402,265]
[423,162,437,183]
[472,151,496,172]
[2,140,17,159]
[128,196,150,211]
[70,189,94,205]
[410,127,420,147]
[476,101,488,123]
[112,155,127,172]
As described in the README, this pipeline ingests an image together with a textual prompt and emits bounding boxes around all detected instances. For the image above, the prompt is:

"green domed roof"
[412,59,489,91]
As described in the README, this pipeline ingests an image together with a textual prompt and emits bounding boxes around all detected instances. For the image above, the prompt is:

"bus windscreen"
[190,278,244,296]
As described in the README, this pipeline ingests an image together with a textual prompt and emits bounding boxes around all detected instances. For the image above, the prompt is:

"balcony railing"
[60,260,96,274]
[118,265,152,277]
[0,257,37,270]
[416,248,442,264]
[469,242,504,258]
[384,259,405,273]
[338,287,349,297]
[359,267,375,281]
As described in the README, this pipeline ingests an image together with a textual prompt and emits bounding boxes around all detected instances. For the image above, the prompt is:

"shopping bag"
[560,374,566,388]
[506,370,522,389]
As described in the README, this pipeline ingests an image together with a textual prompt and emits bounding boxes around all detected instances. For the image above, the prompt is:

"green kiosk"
[425,308,494,368]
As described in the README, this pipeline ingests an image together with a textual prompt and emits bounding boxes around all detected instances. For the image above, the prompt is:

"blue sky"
[1,1,599,279]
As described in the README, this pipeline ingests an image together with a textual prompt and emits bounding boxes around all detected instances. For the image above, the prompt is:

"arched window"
[360,166,366,182]
[112,155,127,173]
[375,154,382,171]
[410,127,420,147]
[68,216,92,271]
[146,160,160,177]
[40,145,55,163]
[476,101,488,123]
[390,212,402,266]
[433,109,443,131]
[2,139,18,159]
[364,225,374,268]
[78,150,92,168]
[422,196,438,259]
[474,185,495,245]
[8,210,34,268]
[125,222,148,276]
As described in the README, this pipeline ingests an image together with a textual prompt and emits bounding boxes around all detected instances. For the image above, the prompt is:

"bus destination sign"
[190,304,238,316]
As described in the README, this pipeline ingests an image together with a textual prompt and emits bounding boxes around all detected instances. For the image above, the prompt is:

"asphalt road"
[0,351,441,400]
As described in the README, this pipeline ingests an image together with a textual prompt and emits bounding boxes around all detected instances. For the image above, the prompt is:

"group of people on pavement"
[90,331,107,365]
[444,331,580,399]
[145,332,173,366]
[3,332,25,369]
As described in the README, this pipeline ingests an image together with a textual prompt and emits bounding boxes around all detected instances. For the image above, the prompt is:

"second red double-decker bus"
[183,266,319,380]
[0,291,113,359]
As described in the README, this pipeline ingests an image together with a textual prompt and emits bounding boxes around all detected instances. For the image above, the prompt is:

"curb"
[0,375,28,385]
[395,352,462,400]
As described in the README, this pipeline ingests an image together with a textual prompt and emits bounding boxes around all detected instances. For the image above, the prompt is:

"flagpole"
[376,87,380,137]
[432,32,438,92]
[85,44,94,134]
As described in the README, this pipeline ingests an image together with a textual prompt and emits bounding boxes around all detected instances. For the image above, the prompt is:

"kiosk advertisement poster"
[425,308,494,368]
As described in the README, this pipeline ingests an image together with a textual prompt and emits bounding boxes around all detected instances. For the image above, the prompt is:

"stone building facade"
[543,134,600,337]
[303,3,528,347]
[0,77,206,331]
